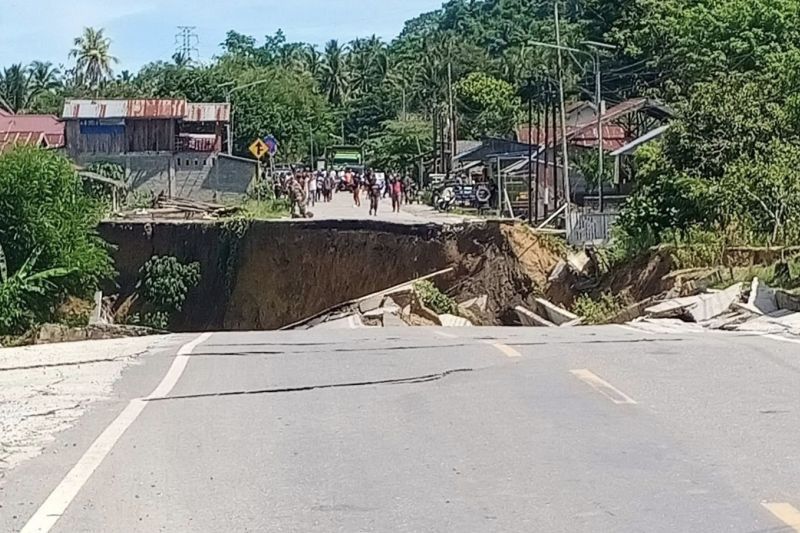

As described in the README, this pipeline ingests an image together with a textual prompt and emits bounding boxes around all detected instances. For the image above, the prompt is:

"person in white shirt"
[307,170,317,207]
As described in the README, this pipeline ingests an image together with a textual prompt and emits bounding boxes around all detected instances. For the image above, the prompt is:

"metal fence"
[568,211,619,246]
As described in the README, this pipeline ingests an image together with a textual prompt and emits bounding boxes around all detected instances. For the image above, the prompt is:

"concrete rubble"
[632,277,800,335]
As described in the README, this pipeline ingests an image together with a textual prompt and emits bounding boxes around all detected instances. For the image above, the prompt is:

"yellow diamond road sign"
[249,139,269,160]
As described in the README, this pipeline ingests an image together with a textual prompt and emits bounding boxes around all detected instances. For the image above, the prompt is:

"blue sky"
[0,0,443,72]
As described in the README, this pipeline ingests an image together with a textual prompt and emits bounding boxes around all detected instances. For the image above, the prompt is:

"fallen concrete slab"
[382,311,409,327]
[533,298,581,326]
[515,306,557,327]
[645,283,743,323]
[439,314,473,327]
[687,282,743,322]
[747,277,778,315]
[776,290,800,312]
[283,267,454,330]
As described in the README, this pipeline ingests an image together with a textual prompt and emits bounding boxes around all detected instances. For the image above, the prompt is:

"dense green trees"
[0,147,113,334]
[4,1,800,248]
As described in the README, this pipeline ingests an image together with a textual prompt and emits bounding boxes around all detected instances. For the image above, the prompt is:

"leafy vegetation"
[413,280,458,316]
[572,293,625,325]
[0,147,113,335]
[0,245,73,335]
[129,256,200,330]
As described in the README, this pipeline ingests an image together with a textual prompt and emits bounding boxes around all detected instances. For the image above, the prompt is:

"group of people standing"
[281,167,415,219]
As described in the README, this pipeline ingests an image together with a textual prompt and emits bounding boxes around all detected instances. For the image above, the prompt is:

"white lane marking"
[570,369,638,405]
[482,340,521,358]
[433,330,458,339]
[21,333,212,533]
[763,502,800,532]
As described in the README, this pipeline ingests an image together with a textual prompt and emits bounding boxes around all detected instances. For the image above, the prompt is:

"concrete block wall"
[74,152,255,202]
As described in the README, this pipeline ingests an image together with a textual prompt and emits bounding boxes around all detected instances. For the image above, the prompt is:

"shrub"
[138,256,201,313]
[0,146,113,296]
[0,245,73,335]
[413,280,458,315]
[572,293,625,325]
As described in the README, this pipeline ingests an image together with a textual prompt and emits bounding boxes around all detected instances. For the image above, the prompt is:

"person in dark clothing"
[368,173,381,216]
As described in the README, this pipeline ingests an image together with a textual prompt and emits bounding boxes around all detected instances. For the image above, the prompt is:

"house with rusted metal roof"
[61,99,255,202]
[62,99,229,156]
[0,113,65,153]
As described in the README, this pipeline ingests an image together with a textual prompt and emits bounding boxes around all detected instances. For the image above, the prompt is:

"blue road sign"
[263,135,279,156]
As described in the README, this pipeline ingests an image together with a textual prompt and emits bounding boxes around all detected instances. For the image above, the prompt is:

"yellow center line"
[763,502,800,531]
[570,369,638,405]
[483,340,521,358]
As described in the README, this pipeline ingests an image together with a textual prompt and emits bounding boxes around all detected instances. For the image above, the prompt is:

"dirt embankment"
[99,220,562,331]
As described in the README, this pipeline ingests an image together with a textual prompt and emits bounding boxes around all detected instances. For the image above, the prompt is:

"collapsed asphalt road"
[3,326,800,532]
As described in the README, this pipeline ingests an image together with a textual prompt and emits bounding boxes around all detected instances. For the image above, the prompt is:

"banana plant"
[0,243,74,334]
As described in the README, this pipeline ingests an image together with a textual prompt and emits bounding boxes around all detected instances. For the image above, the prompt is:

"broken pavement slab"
[438,314,473,327]
[515,305,557,327]
[533,298,581,326]
[645,283,743,323]
[746,277,779,315]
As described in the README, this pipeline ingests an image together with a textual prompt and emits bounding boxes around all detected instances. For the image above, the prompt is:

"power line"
[175,26,200,62]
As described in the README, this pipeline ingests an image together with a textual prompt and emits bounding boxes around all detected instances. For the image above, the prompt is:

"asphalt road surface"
[308,189,472,224]
[3,325,800,532]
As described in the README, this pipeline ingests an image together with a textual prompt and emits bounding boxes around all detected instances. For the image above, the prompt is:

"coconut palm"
[0,64,31,113]
[70,27,117,88]
[321,39,349,107]
[302,45,324,84]
[27,61,62,94]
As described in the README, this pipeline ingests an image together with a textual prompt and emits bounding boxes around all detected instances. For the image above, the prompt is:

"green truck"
[326,145,364,171]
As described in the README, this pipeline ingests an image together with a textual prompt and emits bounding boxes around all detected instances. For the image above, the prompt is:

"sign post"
[249,139,270,202]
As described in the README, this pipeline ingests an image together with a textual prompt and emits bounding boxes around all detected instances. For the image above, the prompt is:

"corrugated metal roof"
[0,131,45,153]
[185,103,230,122]
[63,100,130,119]
[63,99,228,121]
[0,114,63,135]
[128,99,186,118]
[0,114,65,151]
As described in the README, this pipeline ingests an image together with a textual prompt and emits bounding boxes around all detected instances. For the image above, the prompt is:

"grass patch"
[712,258,800,291]
[240,198,291,220]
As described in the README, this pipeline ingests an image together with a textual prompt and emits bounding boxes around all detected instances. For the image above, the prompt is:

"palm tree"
[302,45,323,84]
[0,64,31,113]
[347,37,388,94]
[321,39,349,107]
[70,27,117,88]
[117,70,134,83]
[27,61,61,94]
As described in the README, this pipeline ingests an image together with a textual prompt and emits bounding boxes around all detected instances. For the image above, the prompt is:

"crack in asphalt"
[187,337,688,358]
[0,355,134,372]
[144,368,474,402]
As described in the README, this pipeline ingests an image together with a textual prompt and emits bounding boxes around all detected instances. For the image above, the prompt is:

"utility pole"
[527,78,534,225]
[542,86,551,219]
[534,79,541,222]
[447,60,457,172]
[222,78,272,156]
[175,26,199,62]
[554,1,572,233]
[582,40,616,212]
[552,80,559,208]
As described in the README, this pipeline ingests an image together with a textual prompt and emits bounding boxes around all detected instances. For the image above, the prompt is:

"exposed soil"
[100,219,563,331]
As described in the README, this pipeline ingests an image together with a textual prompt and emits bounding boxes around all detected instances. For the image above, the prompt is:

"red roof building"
[0,114,65,153]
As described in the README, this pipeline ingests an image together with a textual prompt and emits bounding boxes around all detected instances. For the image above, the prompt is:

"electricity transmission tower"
[175,26,199,63]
